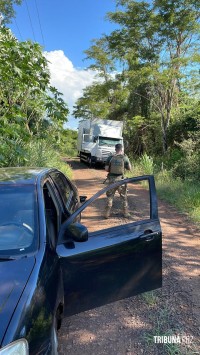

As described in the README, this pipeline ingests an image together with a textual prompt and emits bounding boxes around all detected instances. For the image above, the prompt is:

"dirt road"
[58,158,200,355]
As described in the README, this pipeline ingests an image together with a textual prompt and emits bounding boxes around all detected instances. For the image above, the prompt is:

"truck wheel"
[88,156,96,168]
[87,156,92,168]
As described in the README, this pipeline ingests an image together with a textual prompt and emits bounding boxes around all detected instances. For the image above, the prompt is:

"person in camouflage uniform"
[104,143,132,218]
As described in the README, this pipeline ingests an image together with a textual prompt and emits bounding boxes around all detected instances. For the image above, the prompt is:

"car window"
[43,182,60,249]
[50,171,78,214]
[0,185,38,256]
[80,179,150,234]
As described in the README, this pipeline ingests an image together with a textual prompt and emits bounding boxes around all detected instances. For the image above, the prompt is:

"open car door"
[57,175,162,316]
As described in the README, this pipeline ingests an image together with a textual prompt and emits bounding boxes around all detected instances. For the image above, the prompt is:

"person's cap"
[115,143,123,150]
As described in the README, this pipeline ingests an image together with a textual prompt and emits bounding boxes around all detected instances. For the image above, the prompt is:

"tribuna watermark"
[154,335,193,344]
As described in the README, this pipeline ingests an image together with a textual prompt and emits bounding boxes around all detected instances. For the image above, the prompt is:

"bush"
[127,154,154,177]
[22,139,73,178]
[155,170,200,225]
[0,138,27,167]
[139,153,154,175]
[0,138,72,179]
[172,154,200,180]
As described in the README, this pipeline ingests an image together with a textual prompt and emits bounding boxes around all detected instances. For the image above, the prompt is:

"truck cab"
[92,135,123,164]
[77,119,124,167]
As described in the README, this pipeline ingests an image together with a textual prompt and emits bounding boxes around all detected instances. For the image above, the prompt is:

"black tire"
[88,156,96,169]
[87,155,92,168]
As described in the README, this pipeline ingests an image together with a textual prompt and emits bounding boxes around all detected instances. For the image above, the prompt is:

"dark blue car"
[0,168,162,355]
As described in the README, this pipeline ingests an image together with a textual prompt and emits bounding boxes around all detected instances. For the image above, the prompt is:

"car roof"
[0,167,53,185]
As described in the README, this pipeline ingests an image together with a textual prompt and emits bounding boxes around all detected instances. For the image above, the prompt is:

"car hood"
[0,256,35,343]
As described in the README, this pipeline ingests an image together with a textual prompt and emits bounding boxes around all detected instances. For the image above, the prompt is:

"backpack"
[109,154,124,175]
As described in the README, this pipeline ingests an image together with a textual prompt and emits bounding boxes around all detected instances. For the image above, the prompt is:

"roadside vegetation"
[72,0,200,227]
[0,23,77,178]
[0,0,199,223]
[140,289,199,355]
[127,155,200,226]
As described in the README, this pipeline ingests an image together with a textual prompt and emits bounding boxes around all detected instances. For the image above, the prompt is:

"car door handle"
[139,230,159,242]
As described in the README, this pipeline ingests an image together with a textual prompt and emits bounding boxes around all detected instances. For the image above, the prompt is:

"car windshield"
[98,137,122,146]
[0,185,38,257]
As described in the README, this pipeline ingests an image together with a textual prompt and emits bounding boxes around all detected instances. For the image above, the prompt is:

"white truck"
[77,118,123,167]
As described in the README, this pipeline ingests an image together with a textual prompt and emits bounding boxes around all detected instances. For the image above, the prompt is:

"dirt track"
[58,158,200,355]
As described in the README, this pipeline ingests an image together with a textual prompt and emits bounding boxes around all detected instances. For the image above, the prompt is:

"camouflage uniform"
[105,154,130,218]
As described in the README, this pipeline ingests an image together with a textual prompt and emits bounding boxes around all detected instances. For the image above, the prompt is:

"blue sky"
[8,0,119,129]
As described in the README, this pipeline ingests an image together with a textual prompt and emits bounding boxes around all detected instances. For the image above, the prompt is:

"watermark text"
[154,335,193,344]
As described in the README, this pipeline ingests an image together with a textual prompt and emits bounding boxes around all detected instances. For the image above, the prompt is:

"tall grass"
[128,153,154,177]
[128,154,200,226]
[22,139,73,178]
[155,170,200,225]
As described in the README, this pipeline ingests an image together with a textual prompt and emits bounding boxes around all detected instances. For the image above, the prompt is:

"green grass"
[155,170,200,226]
[142,290,159,306]
[22,139,73,178]
[141,291,199,355]
[127,157,200,227]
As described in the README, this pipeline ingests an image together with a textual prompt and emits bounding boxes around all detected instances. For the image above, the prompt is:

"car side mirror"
[59,222,88,243]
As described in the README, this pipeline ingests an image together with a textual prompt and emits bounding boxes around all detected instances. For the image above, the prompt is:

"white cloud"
[44,50,96,129]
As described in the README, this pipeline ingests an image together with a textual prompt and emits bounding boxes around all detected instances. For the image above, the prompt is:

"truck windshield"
[99,137,122,146]
[0,185,38,257]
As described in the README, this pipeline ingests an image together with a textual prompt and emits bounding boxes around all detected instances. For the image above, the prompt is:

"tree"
[0,0,22,24]
[74,37,129,122]
[106,0,200,153]
[75,0,200,154]
[84,37,115,82]
[73,79,128,121]
[0,27,69,166]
